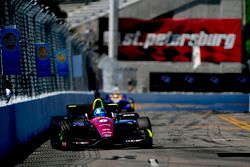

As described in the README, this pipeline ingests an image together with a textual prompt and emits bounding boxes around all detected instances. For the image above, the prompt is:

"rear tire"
[137,117,152,130]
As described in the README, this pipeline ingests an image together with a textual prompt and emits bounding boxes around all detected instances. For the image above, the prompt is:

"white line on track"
[148,158,160,167]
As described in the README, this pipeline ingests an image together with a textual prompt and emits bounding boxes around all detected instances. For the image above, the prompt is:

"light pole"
[108,0,118,59]
[101,0,119,92]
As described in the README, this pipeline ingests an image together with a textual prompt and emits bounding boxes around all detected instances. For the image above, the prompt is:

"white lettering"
[119,31,236,49]
[170,34,183,46]
[122,33,134,46]
[133,31,141,46]
[224,34,236,49]
[197,31,207,46]
[143,33,156,49]
[155,33,166,46]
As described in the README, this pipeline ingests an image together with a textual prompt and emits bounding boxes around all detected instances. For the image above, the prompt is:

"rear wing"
[66,103,118,117]
[104,103,119,113]
[66,104,91,117]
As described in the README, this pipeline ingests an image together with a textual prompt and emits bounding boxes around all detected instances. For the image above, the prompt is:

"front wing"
[113,119,153,147]
[50,117,113,149]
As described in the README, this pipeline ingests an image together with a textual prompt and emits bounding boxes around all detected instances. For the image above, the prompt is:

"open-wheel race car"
[105,93,135,112]
[50,98,152,150]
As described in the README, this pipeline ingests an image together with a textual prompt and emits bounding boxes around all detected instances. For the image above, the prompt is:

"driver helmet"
[94,107,107,117]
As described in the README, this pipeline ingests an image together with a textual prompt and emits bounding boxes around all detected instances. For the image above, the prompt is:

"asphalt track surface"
[14,103,250,167]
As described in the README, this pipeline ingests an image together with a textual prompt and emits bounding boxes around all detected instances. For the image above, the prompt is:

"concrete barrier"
[0,92,94,160]
[0,92,248,160]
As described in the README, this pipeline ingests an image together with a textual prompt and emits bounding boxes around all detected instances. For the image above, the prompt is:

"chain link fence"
[0,0,90,103]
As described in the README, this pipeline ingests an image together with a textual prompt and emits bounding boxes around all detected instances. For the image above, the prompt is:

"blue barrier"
[124,93,249,112]
[124,93,249,104]
[0,92,249,160]
[0,93,94,160]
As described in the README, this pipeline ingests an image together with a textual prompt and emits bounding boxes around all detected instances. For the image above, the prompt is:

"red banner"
[111,18,242,63]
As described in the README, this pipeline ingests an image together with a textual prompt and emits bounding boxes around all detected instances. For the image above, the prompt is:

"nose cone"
[93,117,114,138]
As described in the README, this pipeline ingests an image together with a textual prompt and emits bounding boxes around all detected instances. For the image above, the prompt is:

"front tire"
[50,116,71,149]
[137,117,153,148]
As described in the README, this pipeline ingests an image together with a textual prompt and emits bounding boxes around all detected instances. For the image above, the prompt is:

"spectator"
[127,78,136,93]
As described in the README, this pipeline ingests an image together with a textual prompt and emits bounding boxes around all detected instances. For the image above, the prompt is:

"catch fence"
[0,0,90,103]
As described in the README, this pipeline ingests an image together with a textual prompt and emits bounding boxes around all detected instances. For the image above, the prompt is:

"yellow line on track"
[219,115,250,131]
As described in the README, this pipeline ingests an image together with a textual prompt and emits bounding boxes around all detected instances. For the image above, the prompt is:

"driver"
[90,98,114,118]
[93,107,107,117]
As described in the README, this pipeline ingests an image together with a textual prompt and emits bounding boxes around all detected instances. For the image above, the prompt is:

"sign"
[35,43,51,77]
[1,27,21,75]
[99,18,242,63]
[55,49,69,76]
[72,55,82,77]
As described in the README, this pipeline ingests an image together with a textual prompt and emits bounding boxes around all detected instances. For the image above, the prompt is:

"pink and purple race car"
[50,98,152,149]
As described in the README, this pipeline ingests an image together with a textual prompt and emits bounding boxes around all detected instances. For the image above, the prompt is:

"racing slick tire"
[137,117,152,130]
[137,117,153,148]
[50,116,71,149]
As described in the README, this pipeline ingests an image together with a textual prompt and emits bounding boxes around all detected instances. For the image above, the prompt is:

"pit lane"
[14,103,250,167]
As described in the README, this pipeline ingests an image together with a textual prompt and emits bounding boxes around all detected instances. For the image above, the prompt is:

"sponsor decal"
[55,49,69,76]
[126,139,143,143]
[74,141,89,145]
[37,46,49,60]
[1,27,21,74]
[3,32,18,50]
[99,119,108,123]
[35,43,51,77]
[123,114,136,117]
[103,134,112,137]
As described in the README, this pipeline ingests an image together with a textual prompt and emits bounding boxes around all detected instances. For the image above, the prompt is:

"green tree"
[247,0,250,23]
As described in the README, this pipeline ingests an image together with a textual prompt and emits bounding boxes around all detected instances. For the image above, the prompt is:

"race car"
[105,93,135,112]
[50,98,152,149]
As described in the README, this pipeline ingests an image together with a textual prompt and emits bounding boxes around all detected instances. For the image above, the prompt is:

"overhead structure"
[108,0,118,59]
[60,0,139,29]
